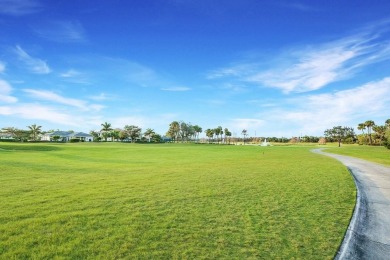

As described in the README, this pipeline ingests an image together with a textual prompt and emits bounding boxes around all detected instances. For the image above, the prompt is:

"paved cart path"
[312,149,390,260]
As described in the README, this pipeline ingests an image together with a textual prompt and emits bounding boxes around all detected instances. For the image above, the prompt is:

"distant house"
[0,132,14,140]
[41,131,93,142]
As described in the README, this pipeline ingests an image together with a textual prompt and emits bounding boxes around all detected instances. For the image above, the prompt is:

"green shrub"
[69,138,80,143]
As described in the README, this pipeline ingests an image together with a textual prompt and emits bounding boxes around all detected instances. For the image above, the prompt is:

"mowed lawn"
[325,144,390,166]
[0,143,355,259]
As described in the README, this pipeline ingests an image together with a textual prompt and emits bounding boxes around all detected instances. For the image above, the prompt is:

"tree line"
[324,119,390,149]
[1,119,390,149]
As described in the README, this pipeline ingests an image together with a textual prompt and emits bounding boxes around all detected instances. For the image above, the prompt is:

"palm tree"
[357,123,366,135]
[224,128,232,144]
[242,129,248,144]
[1,127,18,138]
[205,128,214,143]
[357,123,367,144]
[214,126,223,143]
[100,122,112,141]
[373,125,386,145]
[167,121,180,142]
[365,120,375,145]
[27,124,42,141]
[385,119,390,129]
[193,125,202,143]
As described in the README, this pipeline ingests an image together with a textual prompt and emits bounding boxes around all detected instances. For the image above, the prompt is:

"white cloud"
[0,104,78,126]
[161,87,191,91]
[59,69,90,84]
[89,93,114,101]
[257,77,390,136]
[0,0,42,16]
[14,45,51,74]
[23,89,103,111]
[209,23,390,94]
[250,46,356,93]
[229,118,265,132]
[34,20,87,43]
[60,69,81,78]
[0,79,18,103]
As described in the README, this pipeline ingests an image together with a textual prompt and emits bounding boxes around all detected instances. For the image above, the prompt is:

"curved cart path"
[312,149,390,259]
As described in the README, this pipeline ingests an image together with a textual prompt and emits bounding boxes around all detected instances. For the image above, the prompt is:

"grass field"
[324,144,390,166]
[0,143,355,259]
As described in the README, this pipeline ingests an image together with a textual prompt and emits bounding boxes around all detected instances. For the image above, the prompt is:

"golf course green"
[0,143,355,259]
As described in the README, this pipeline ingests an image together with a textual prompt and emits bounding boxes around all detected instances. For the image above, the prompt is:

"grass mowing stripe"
[0,143,355,259]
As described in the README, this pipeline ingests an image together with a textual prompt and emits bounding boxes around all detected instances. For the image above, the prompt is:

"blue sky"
[1,0,390,137]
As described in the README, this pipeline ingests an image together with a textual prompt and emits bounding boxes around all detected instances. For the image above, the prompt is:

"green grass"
[324,144,390,166]
[0,143,355,259]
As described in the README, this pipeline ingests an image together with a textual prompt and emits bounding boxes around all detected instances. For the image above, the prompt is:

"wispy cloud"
[60,69,81,78]
[0,0,42,16]
[59,69,90,84]
[14,45,51,74]
[89,93,115,101]
[33,20,87,43]
[209,22,390,93]
[0,79,18,103]
[23,89,104,111]
[161,86,191,91]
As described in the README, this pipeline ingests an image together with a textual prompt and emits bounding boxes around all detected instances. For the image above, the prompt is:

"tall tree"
[373,125,386,145]
[118,130,129,141]
[357,123,366,135]
[214,126,223,144]
[242,129,248,144]
[111,129,120,142]
[125,125,142,142]
[224,128,232,144]
[27,124,42,141]
[144,128,155,142]
[179,121,190,142]
[205,128,214,143]
[357,122,367,144]
[166,121,180,142]
[324,126,355,147]
[100,122,113,141]
[193,125,202,143]
[364,120,375,145]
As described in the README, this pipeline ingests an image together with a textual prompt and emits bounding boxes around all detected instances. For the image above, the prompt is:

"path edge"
[311,149,361,259]
[333,167,361,259]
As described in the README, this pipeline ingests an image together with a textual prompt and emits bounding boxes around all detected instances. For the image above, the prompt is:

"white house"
[41,131,93,142]
[0,132,14,140]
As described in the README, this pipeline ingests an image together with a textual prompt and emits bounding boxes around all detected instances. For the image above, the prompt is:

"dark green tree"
[324,126,355,147]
